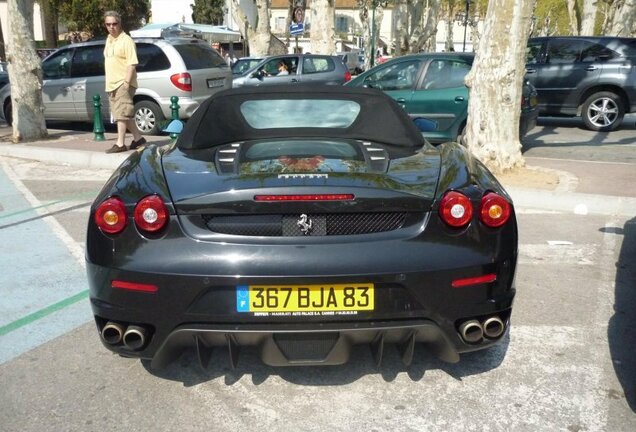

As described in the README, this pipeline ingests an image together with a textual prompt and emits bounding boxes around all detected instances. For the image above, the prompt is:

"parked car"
[87,85,518,369]
[232,54,351,87]
[347,52,539,144]
[231,56,263,75]
[526,36,636,131]
[0,37,232,135]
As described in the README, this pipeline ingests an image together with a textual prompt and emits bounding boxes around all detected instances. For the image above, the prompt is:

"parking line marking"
[0,290,89,337]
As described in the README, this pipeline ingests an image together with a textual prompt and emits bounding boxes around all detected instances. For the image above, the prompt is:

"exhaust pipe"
[123,325,147,351]
[482,316,505,339]
[459,320,483,344]
[101,321,125,345]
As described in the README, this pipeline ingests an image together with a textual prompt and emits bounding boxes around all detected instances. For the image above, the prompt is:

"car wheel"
[134,100,165,135]
[581,91,624,132]
[3,99,11,125]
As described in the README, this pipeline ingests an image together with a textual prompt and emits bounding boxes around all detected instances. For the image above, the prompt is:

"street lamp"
[369,0,389,69]
[454,0,471,52]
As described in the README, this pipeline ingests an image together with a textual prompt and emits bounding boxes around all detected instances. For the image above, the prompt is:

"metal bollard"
[170,96,180,140]
[93,95,105,142]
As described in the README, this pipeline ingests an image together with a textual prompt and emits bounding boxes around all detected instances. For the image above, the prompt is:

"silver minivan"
[0,37,232,135]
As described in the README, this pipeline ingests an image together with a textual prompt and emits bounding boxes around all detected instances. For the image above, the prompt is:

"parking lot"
[0,116,635,431]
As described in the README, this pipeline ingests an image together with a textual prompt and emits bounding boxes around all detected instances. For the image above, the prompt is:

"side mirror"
[251,69,265,79]
[413,117,438,132]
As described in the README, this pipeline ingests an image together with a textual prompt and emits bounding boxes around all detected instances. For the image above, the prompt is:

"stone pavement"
[0,126,635,217]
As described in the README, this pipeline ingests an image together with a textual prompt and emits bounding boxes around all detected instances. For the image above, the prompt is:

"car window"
[526,40,543,64]
[421,60,469,90]
[42,49,74,79]
[232,58,261,75]
[173,43,227,69]
[137,43,171,72]
[362,60,421,91]
[262,57,298,75]
[546,39,615,64]
[580,43,617,62]
[71,46,104,78]
[240,99,361,129]
[302,56,335,75]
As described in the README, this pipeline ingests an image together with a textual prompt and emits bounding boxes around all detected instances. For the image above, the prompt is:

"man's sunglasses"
[105,22,119,27]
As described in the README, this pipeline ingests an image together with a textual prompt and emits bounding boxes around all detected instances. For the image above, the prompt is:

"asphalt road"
[0,118,635,431]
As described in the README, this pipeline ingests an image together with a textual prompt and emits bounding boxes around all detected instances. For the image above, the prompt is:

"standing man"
[103,11,146,153]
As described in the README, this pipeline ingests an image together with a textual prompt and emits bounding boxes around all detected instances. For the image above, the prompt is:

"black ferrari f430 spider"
[86,85,518,369]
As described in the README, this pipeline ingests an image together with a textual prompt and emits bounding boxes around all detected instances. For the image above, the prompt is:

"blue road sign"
[290,23,304,36]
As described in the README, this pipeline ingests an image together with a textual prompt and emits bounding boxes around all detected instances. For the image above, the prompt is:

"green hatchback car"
[346,52,538,144]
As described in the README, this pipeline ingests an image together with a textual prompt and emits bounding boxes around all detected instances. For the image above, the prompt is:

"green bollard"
[170,96,180,140]
[93,94,105,142]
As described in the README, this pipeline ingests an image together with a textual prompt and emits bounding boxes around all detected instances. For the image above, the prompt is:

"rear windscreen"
[174,44,227,69]
[240,99,361,129]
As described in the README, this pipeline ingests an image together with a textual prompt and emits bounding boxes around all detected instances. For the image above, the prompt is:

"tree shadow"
[607,216,636,411]
[142,333,510,387]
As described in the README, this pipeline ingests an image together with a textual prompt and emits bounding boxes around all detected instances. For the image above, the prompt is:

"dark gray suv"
[526,36,636,131]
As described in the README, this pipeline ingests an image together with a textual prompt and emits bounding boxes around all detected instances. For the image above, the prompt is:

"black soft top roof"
[176,85,427,150]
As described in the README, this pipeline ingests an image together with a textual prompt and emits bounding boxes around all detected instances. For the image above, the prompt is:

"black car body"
[86,86,518,369]
[526,36,636,131]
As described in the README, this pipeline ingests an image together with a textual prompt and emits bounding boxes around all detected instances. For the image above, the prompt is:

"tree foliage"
[191,0,225,25]
[54,0,150,38]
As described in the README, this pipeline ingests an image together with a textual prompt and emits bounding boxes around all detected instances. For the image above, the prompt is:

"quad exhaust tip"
[458,320,483,344]
[482,316,505,339]
[123,325,147,351]
[101,322,148,351]
[458,316,506,344]
[101,321,125,345]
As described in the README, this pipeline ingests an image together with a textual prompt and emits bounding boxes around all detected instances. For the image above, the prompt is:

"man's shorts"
[108,84,135,121]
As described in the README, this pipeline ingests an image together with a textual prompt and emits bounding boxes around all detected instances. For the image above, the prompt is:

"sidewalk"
[1,126,635,217]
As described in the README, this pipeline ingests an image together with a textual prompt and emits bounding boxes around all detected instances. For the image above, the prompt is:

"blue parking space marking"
[0,164,91,364]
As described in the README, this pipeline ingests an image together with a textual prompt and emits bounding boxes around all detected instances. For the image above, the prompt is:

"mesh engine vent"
[203,212,407,236]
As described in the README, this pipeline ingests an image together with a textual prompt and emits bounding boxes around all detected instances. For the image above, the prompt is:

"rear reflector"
[452,274,497,288]
[111,280,158,293]
[254,194,355,201]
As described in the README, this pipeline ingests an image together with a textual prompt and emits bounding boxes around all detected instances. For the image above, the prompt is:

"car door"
[525,38,602,114]
[358,58,423,110]
[299,56,343,85]
[248,57,299,86]
[70,45,107,120]
[408,58,472,141]
[41,48,76,119]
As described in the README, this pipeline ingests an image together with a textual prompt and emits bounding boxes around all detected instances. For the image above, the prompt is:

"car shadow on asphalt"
[522,117,636,153]
[142,334,510,387]
[607,216,636,412]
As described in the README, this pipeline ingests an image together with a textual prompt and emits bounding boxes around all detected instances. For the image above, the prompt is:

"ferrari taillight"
[170,72,192,92]
[134,195,169,233]
[344,70,352,82]
[439,191,473,228]
[95,197,127,234]
[479,193,511,228]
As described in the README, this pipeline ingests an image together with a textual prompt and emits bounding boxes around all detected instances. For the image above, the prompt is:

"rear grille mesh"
[202,212,408,236]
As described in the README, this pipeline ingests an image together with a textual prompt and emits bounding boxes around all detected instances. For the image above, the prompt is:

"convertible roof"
[176,85,427,150]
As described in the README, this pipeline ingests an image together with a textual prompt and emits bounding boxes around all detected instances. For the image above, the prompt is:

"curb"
[0,143,126,170]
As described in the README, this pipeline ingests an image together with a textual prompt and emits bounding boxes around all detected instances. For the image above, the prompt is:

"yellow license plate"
[236,284,374,312]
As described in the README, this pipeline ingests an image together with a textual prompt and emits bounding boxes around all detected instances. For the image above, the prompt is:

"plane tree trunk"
[6,0,48,142]
[463,0,535,173]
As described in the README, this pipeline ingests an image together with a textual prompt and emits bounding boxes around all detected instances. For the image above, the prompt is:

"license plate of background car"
[236,284,374,313]
[207,78,225,88]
